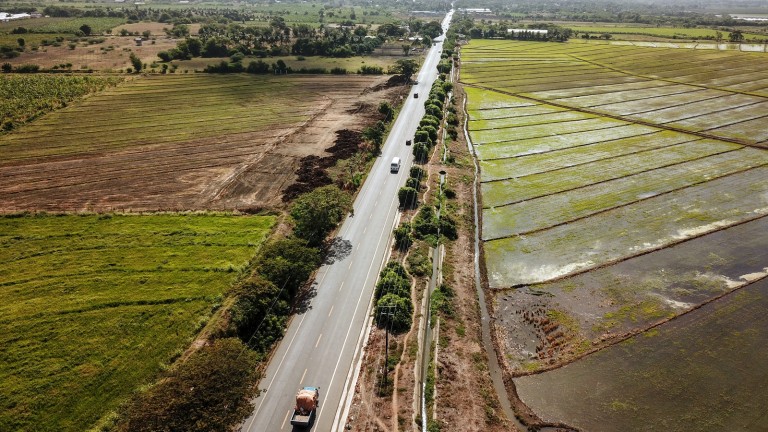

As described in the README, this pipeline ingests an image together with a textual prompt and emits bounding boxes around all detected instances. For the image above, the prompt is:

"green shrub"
[405,177,420,190]
[431,283,455,317]
[398,186,419,209]
[257,238,322,298]
[291,185,351,246]
[376,293,413,333]
[406,245,432,277]
[410,166,425,179]
[118,338,260,432]
[229,277,290,353]
[375,264,411,299]
[393,222,413,250]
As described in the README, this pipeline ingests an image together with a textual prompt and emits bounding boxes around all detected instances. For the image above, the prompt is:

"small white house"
[0,12,31,22]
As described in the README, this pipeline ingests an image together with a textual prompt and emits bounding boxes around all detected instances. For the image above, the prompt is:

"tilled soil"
[0,75,407,213]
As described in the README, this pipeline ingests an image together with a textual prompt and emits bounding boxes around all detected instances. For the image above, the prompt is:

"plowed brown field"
[0,74,404,212]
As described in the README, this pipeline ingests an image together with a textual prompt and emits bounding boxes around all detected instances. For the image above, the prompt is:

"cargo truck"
[290,387,319,428]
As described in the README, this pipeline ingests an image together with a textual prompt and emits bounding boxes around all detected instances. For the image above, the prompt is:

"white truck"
[390,157,401,173]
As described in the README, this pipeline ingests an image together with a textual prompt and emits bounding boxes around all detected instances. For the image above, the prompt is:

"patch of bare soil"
[0,75,408,213]
[345,84,510,432]
[281,129,363,201]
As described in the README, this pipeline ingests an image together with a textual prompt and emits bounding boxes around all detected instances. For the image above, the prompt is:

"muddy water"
[514,275,768,431]
[495,216,768,370]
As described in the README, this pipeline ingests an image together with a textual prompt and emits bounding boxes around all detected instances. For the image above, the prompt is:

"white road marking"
[328,305,334,317]
[300,368,307,384]
[338,281,344,292]
[245,311,309,431]
[329,188,401,430]
[281,410,290,430]
[315,334,322,348]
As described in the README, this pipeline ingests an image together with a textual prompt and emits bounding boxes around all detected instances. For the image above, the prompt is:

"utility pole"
[379,305,396,386]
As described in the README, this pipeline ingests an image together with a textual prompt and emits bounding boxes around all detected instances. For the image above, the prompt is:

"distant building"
[458,8,492,14]
[0,12,31,21]
[134,37,143,46]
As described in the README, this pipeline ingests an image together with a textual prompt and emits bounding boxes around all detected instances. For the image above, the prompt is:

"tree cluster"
[374,261,413,333]
[117,338,261,432]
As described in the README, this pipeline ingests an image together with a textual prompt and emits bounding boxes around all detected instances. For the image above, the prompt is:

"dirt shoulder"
[344,82,510,432]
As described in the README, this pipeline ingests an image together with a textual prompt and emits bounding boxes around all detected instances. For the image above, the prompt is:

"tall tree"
[129,52,142,73]
[392,59,418,82]
[290,185,351,246]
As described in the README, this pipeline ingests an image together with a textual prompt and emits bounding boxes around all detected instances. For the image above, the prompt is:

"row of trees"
[158,23,386,62]
[119,184,352,430]
[464,21,574,42]
[453,0,768,28]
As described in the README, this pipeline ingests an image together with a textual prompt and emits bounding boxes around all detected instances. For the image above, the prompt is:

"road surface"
[241,10,454,431]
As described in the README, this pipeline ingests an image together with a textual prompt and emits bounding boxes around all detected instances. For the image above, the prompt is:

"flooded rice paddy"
[462,39,768,430]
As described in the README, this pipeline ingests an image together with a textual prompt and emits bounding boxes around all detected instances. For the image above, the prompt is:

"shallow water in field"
[514,275,768,432]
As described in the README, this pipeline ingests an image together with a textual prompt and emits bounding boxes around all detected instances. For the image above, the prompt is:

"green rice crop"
[483,147,768,239]
[479,130,695,182]
[485,165,768,287]
[0,213,275,431]
[569,25,766,41]
[475,124,658,161]
[481,139,739,209]
[0,74,123,132]
[470,117,626,145]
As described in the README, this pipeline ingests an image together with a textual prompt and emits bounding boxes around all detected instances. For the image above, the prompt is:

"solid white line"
[315,333,323,348]
[281,410,290,430]
[323,198,395,428]
[328,305,334,317]
[245,264,333,430]
[300,368,307,385]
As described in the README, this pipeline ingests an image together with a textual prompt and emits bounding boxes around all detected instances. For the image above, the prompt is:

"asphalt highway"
[241,10,454,431]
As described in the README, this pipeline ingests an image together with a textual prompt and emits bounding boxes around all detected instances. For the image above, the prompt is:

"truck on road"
[290,387,319,428]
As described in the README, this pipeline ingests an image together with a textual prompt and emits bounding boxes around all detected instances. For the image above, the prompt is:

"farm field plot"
[496,216,768,371]
[0,213,275,432]
[514,275,768,432]
[0,73,397,212]
[462,40,768,146]
[461,39,768,429]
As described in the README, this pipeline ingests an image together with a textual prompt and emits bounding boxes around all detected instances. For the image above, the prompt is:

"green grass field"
[568,25,766,41]
[0,213,274,431]
[1,74,122,131]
